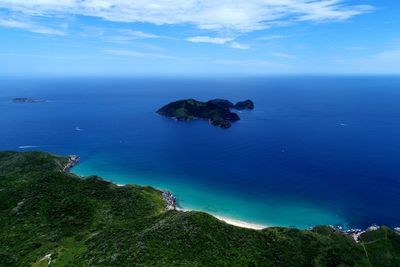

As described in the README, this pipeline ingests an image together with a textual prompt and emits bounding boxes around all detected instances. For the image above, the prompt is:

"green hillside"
[0,151,399,266]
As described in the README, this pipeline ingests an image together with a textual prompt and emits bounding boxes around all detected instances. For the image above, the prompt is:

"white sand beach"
[176,207,267,230]
[214,215,267,230]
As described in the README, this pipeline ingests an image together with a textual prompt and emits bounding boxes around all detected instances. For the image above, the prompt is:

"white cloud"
[186,36,250,50]
[0,17,66,35]
[297,2,372,22]
[230,42,250,50]
[118,29,160,39]
[104,49,175,59]
[257,35,287,41]
[0,0,373,33]
[79,27,171,43]
[104,29,165,43]
[270,52,295,59]
[186,36,234,44]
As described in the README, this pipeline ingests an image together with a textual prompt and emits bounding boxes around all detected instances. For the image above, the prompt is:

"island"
[12,97,45,103]
[0,151,399,266]
[235,99,255,110]
[157,98,254,128]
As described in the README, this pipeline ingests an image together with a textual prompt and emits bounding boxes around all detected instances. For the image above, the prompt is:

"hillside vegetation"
[0,151,399,266]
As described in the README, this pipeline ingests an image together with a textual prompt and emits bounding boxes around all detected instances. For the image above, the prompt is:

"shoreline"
[63,155,80,172]
[69,161,399,235]
[173,206,267,230]
[68,156,339,231]
[118,183,267,230]
[156,187,267,230]
[213,215,267,230]
[119,182,266,230]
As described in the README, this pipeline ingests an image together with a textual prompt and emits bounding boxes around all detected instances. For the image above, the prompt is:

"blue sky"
[0,0,399,76]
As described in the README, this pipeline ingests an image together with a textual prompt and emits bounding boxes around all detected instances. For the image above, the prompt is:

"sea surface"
[1,76,400,229]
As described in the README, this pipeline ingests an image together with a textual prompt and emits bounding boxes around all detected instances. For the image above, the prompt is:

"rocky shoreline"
[162,191,178,210]
[162,193,180,210]
[63,155,80,172]
[323,224,400,243]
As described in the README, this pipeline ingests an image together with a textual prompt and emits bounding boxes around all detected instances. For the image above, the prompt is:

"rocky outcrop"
[162,191,177,210]
[63,155,80,172]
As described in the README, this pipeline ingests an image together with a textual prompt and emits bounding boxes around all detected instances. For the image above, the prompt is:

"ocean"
[1,76,399,229]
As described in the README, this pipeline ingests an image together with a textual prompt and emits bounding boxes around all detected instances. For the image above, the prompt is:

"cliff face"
[1,151,399,267]
[157,98,253,128]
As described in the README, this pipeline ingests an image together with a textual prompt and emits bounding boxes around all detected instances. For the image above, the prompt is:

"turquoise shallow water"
[1,76,400,229]
[73,159,345,228]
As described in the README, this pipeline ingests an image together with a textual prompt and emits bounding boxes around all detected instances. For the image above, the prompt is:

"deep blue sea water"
[1,76,400,229]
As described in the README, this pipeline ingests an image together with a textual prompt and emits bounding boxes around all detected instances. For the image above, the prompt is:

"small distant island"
[12,98,45,103]
[157,99,254,128]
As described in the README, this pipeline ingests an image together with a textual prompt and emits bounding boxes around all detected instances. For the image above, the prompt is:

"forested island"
[0,151,399,266]
[157,99,254,128]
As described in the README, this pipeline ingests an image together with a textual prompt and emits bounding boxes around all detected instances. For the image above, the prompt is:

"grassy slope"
[0,151,399,267]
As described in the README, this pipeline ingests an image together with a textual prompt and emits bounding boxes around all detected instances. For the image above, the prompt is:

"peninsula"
[157,98,254,128]
[0,151,399,266]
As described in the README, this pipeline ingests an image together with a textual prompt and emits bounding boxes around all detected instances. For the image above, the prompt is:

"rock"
[162,191,177,210]
[63,155,80,172]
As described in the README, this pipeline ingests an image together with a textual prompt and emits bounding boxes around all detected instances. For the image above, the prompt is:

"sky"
[0,0,399,76]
